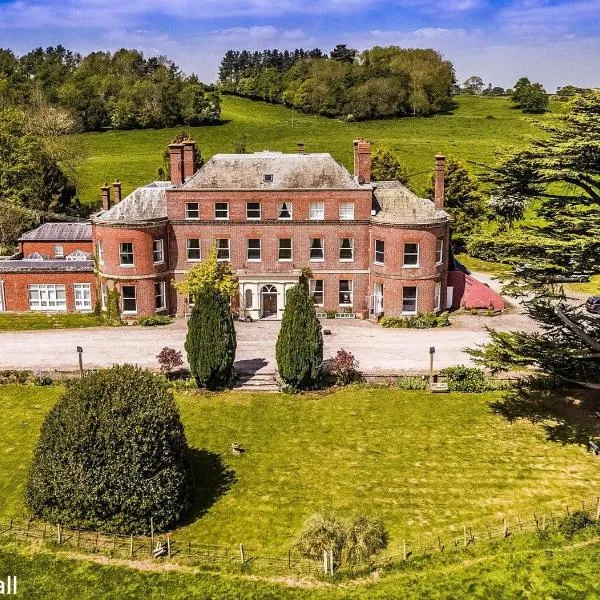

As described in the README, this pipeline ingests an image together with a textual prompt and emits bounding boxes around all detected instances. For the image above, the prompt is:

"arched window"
[245,289,253,309]
[260,284,277,294]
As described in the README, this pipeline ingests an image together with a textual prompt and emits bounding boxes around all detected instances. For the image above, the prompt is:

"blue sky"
[0,0,598,89]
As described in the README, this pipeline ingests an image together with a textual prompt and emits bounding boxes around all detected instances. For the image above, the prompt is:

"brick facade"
[1,140,494,320]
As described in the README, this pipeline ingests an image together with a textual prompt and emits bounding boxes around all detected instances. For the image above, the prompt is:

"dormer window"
[66,249,88,261]
[263,174,274,183]
[24,252,45,261]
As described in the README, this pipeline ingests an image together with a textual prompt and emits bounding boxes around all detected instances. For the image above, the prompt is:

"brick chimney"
[101,183,111,211]
[353,139,371,183]
[434,154,446,210]
[297,142,305,154]
[168,143,185,186]
[182,140,197,182]
[112,180,122,204]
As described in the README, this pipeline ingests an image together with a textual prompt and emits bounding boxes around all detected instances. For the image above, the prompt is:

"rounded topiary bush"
[26,365,192,534]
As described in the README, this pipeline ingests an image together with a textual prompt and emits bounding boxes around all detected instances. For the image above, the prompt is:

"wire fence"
[2,493,599,578]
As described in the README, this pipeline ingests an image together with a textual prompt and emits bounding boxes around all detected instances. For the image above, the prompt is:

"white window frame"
[403,243,419,268]
[374,239,384,265]
[436,238,444,265]
[185,202,200,220]
[216,239,230,261]
[278,238,292,261]
[247,238,261,262]
[100,282,107,310]
[119,242,134,267]
[278,202,292,220]
[121,285,137,315]
[155,281,167,312]
[309,201,325,220]
[74,283,92,311]
[246,202,261,220]
[186,239,201,262]
[434,282,441,311]
[97,240,104,265]
[339,202,354,220]
[153,239,164,264]
[28,284,67,311]
[338,280,353,306]
[310,279,324,306]
[54,244,64,258]
[310,238,324,261]
[339,238,354,262]
[402,286,418,315]
[215,202,229,220]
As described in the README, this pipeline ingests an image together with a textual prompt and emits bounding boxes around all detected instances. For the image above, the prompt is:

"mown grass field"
[2,384,599,557]
[74,95,559,204]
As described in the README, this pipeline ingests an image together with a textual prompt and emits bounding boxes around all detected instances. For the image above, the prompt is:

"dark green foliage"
[558,511,595,537]
[0,46,220,131]
[379,312,450,329]
[371,148,409,184]
[25,365,192,534]
[219,46,455,120]
[0,108,78,215]
[511,77,549,113]
[276,275,323,389]
[185,288,236,390]
[468,288,600,387]
[441,366,487,392]
[138,315,173,327]
[427,156,485,245]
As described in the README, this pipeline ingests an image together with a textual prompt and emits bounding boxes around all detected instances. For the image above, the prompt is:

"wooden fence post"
[167,535,171,557]
[240,543,245,564]
[130,534,134,557]
[502,518,508,538]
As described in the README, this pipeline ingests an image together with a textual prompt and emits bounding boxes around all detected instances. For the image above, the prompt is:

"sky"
[0,0,599,90]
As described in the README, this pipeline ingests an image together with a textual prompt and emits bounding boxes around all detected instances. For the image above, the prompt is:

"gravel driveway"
[0,297,538,375]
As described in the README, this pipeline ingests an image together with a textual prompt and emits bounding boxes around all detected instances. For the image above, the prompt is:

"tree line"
[0,46,221,131]
[218,45,456,120]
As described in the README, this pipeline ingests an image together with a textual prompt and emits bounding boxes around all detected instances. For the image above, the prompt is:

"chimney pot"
[101,184,111,211]
[434,154,446,210]
[112,180,122,204]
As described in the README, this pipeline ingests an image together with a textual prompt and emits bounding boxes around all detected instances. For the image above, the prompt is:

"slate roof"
[19,222,92,242]
[0,260,94,273]
[183,152,362,190]
[372,182,449,226]
[94,182,171,224]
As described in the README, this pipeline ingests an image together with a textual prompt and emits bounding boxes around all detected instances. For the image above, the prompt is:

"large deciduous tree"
[511,77,549,113]
[276,271,323,389]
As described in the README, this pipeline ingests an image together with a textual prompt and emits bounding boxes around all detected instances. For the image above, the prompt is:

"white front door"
[446,286,454,309]
[373,283,383,315]
[74,283,92,311]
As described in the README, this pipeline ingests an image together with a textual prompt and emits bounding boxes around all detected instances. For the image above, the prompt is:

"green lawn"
[0,312,105,331]
[74,95,559,205]
[2,385,599,558]
[455,253,512,277]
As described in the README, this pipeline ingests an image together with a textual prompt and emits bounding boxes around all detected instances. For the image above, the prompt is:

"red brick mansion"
[0,140,504,318]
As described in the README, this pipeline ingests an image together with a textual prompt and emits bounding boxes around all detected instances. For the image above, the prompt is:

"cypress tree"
[276,273,323,389]
[185,287,237,390]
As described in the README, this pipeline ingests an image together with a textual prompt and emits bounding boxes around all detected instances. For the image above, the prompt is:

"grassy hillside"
[74,95,558,205]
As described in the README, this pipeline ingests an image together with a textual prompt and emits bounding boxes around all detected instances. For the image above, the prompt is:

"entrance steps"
[234,372,279,392]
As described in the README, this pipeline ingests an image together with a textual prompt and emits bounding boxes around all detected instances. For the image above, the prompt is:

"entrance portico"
[237,271,301,320]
